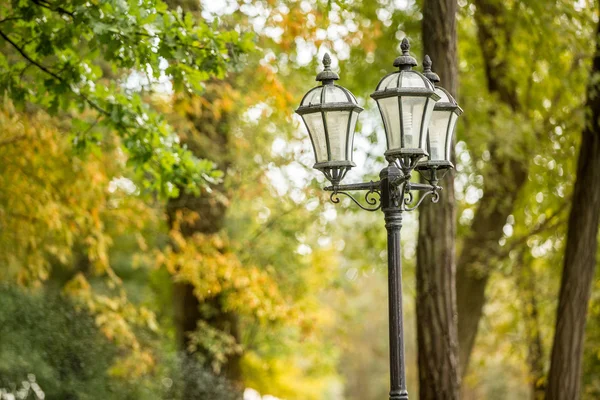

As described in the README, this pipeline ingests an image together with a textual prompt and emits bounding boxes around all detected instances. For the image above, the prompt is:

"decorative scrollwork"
[330,189,382,212]
[403,190,414,206]
[365,189,380,207]
[403,189,440,212]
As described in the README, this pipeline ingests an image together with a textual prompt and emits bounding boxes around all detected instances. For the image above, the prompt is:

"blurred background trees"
[0,0,599,399]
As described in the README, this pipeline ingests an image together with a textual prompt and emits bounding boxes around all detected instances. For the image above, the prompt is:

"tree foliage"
[0,285,125,399]
[0,0,253,195]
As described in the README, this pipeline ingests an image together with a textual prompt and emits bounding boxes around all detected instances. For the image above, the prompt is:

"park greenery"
[0,0,599,399]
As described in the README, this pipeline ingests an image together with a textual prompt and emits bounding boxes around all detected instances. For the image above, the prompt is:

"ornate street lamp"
[371,39,440,165]
[417,55,463,173]
[295,39,462,400]
[296,53,364,185]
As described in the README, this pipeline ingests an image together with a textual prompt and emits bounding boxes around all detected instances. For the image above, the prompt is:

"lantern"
[418,55,463,170]
[370,38,440,161]
[296,53,363,185]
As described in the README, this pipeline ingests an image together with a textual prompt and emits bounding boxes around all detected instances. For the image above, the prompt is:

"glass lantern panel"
[419,97,436,151]
[445,112,459,160]
[347,111,359,160]
[302,112,328,163]
[434,87,450,103]
[377,73,400,90]
[401,71,427,88]
[324,86,349,103]
[428,110,453,160]
[348,91,359,104]
[325,111,351,161]
[301,87,323,106]
[400,96,427,148]
[377,97,401,150]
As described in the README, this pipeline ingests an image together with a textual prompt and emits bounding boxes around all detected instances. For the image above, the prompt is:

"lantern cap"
[372,69,437,94]
[423,55,440,83]
[298,54,362,111]
[297,83,361,110]
[433,86,463,114]
[316,53,340,84]
[393,38,418,70]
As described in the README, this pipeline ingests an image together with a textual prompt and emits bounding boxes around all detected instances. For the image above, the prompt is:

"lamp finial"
[393,38,418,70]
[423,55,440,83]
[401,38,410,54]
[323,53,331,68]
[316,52,339,84]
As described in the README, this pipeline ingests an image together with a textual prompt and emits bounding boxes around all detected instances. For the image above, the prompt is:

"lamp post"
[296,38,462,400]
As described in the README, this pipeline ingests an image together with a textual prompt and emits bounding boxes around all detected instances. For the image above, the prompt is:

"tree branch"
[0,17,23,24]
[493,202,569,261]
[30,0,75,18]
[0,29,109,116]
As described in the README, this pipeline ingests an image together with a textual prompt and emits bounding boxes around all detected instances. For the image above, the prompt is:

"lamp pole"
[381,164,409,400]
[324,159,441,400]
[296,38,462,400]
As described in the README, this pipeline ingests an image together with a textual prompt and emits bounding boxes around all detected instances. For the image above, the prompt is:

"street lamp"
[295,38,462,400]
[296,53,364,185]
[418,54,463,172]
[370,39,439,162]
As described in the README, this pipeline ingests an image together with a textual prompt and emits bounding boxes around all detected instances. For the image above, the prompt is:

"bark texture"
[416,0,460,398]
[455,0,529,376]
[545,13,600,400]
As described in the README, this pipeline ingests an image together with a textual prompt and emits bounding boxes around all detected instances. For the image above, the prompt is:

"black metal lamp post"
[295,38,462,400]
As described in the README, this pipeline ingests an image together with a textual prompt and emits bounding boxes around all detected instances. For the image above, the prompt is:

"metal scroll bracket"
[324,181,382,212]
[403,181,442,212]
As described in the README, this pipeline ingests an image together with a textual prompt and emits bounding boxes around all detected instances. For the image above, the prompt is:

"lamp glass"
[325,110,351,160]
[324,85,349,102]
[400,96,426,149]
[445,111,458,160]
[427,110,452,160]
[348,111,358,159]
[401,72,428,88]
[302,112,328,163]
[378,97,401,149]
[302,87,322,106]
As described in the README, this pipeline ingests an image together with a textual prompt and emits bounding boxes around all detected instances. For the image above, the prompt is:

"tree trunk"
[515,251,546,400]
[416,0,460,398]
[545,12,600,400]
[166,81,243,397]
[455,153,527,375]
[161,2,243,393]
[455,0,529,377]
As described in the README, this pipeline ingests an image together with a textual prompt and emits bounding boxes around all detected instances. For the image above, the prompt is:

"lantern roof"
[433,86,463,114]
[296,53,363,115]
[371,39,438,100]
[300,85,359,108]
[374,69,435,92]
[421,55,463,114]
